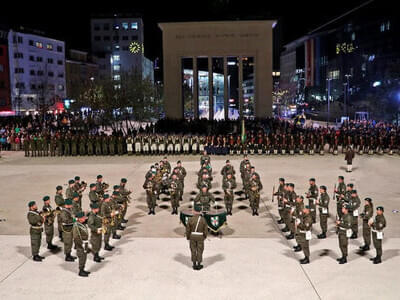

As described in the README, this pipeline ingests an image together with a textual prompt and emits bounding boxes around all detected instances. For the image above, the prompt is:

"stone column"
[163,54,183,119]
[208,56,213,120]
[223,56,228,120]
[238,56,243,120]
[193,57,199,119]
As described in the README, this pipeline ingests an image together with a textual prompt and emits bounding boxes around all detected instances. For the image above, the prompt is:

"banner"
[180,210,227,232]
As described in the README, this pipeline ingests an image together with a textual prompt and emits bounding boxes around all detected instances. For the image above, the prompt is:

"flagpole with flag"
[241,119,246,145]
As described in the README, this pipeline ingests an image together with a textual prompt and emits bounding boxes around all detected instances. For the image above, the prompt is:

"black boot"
[117,225,125,230]
[359,244,370,251]
[94,253,102,263]
[293,245,302,252]
[338,256,347,264]
[369,256,376,261]
[104,244,114,251]
[38,254,45,259]
[286,233,294,240]
[152,209,156,215]
[112,233,121,239]
[33,255,42,262]
[281,227,290,233]
[65,254,75,262]
[197,262,203,270]
[122,219,128,223]
[317,232,326,239]
[373,256,382,264]
[79,269,89,277]
[47,243,59,250]
[350,233,358,239]
[171,209,175,215]
[255,210,259,216]
[300,257,310,264]
[192,262,198,270]
[148,210,152,215]
[277,219,284,224]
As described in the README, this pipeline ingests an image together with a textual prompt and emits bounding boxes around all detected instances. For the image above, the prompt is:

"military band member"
[150,135,158,155]
[186,205,208,270]
[283,183,296,239]
[110,190,123,238]
[126,135,133,155]
[316,186,329,239]
[134,135,142,155]
[221,160,235,179]
[143,176,157,215]
[66,179,75,200]
[348,189,361,239]
[222,173,237,215]
[89,183,100,205]
[174,135,182,154]
[87,203,104,262]
[101,194,114,251]
[42,196,59,250]
[274,178,286,224]
[73,176,86,207]
[197,172,212,191]
[336,204,352,264]
[72,211,91,277]
[249,174,263,216]
[359,197,373,252]
[200,150,210,166]
[119,178,131,223]
[112,188,125,231]
[60,199,77,262]
[306,178,318,224]
[162,157,172,174]
[194,185,215,212]
[27,201,45,261]
[296,205,313,264]
[174,161,187,201]
[95,174,108,197]
[293,195,305,252]
[72,192,83,216]
[345,146,355,172]
[169,174,180,215]
[369,206,386,264]
[335,176,346,218]
[55,185,65,241]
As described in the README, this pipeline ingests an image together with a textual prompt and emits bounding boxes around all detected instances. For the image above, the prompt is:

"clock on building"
[129,41,142,54]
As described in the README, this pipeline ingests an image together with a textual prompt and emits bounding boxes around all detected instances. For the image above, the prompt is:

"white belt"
[372,229,383,233]
[338,227,347,231]
[31,226,42,229]
[191,232,203,235]
[299,230,306,233]
[285,205,291,208]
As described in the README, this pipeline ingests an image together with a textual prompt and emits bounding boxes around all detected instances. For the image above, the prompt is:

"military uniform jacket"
[72,201,82,216]
[276,184,285,208]
[89,190,100,204]
[194,192,215,210]
[101,201,113,220]
[221,165,235,178]
[164,161,171,174]
[186,215,208,241]
[174,167,187,181]
[293,201,305,219]
[371,215,386,232]
[336,182,346,200]
[200,155,210,165]
[349,196,361,212]
[318,193,330,214]
[27,210,43,232]
[308,185,319,199]
[240,160,249,174]
[42,204,55,226]
[337,214,352,233]
[55,194,64,208]
[297,213,312,233]
[60,208,74,232]
[286,191,297,208]
[197,177,211,190]
[87,212,102,234]
[66,187,74,199]
[222,177,237,192]
[362,204,373,222]
[72,222,89,247]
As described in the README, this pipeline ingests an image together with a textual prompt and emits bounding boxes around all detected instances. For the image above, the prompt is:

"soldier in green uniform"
[50,135,57,157]
[174,161,187,201]
[369,206,386,264]
[143,175,157,215]
[87,203,105,263]
[117,136,124,155]
[72,192,82,216]
[348,189,361,239]
[102,135,109,155]
[112,187,125,231]
[43,134,49,156]
[89,183,100,205]
[200,150,210,166]
[66,179,75,200]
[242,163,251,199]
[23,135,30,157]
[72,212,91,277]
[56,135,63,156]
[249,174,263,216]
[296,205,313,264]
[31,135,38,157]
[197,172,212,191]
[359,197,373,252]
[27,201,45,261]
[70,134,77,156]
[64,134,71,156]
[59,199,77,262]
[42,196,59,250]
[101,194,115,251]
[292,195,305,252]
[162,157,172,174]
[283,183,297,239]
[55,185,65,241]
[336,204,352,264]
[126,135,133,155]
[95,174,108,197]
[222,173,237,215]
[274,178,285,224]
[109,135,116,156]
[194,185,215,212]
[119,178,131,223]
[306,178,318,224]
[221,160,235,179]
[73,176,86,208]
[79,135,86,156]
[37,134,43,157]
[95,135,102,156]
[169,174,180,215]
[87,135,94,156]
[185,206,208,270]
[316,185,330,239]
[334,176,346,218]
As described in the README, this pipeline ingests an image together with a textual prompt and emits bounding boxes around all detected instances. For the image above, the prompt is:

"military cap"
[289,183,295,188]
[103,194,110,199]
[339,176,344,180]
[42,196,50,201]
[320,185,327,191]
[90,183,96,188]
[376,206,384,212]
[194,205,202,212]
[309,178,315,182]
[121,178,127,183]
[75,211,85,218]
[56,185,63,191]
[155,163,159,166]
[351,190,357,194]
[163,156,168,159]
[177,160,181,164]
[279,178,285,182]
[343,204,350,210]
[297,195,304,200]
[97,175,103,179]
[347,183,354,188]
[304,205,310,209]
[64,199,73,205]
[364,197,372,203]
[68,179,75,184]
[74,176,80,180]
[251,166,255,169]
[226,160,230,163]
[112,191,119,196]
[72,192,79,198]
[90,203,99,209]
[201,184,208,189]
[113,185,120,190]
[28,201,36,207]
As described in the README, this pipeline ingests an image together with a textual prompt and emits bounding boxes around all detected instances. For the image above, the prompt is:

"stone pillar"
[255,49,273,118]
[238,56,243,120]
[208,56,213,120]
[163,54,183,119]
[193,57,199,119]
[223,56,228,120]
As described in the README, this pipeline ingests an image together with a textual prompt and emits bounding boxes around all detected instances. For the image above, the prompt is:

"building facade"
[0,29,11,112]
[7,29,66,113]
[90,15,154,82]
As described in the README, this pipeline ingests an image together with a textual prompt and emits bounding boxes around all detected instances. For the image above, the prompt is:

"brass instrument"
[102,217,109,234]
[169,181,178,195]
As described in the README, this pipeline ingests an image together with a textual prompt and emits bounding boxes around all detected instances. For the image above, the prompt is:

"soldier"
[143,135,150,155]
[292,195,305,252]
[87,135,94,156]
[119,178,131,223]
[222,173,237,215]
[134,134,142,155]
[174,161,187,201]
[194,185,215,212]
[23,134,30,157]
[100,194,115,251]
[102,134,109,155]
[95,175,108,197]
[87,202,105,263]
[117,136,124,155]
[221,160,235,179]
[143,175,157,215]
[200,150,210,166]
[242,163,252,199]
[66,179,75,200]
[345,146,355,172]
[27,201,45,261]
[273,178,286,224]
[297,205,313,264]
[283,183,297,239]
[95,135,102,156]
[162,157,172,174]
[348,189,361,239]
[79,135,86,156]
[55,185,65,241]
[334,176,346,218]
[111,188,125,231]
[50,135,57,157]
[73,176,86,208]
[88,183,99,205]
[369,206,386,264]
[249,174,263,216]
[59,199,77,262]
[169,174,180,215]
[72,192,82,216]
[186,205,208,270]
[197,172,212,192]
[126,135,133,155]
[42,196,59,250]
[71,134,78,156]
[316,185,330,239]
[336,204,352,264]
[359,197,374,252]
[57,135,63,156]
[306,178,318,224]
[72,211,91,277]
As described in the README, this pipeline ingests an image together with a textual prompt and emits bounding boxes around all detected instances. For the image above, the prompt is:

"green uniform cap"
[177,160,181,164]
[28,201,36,207]
[121,178,127,183]
[377,206,384,212]
[339,176,344,180]
[90,203,99,209]
[68,179,75,184]
[72,192,79,198]
[64,199,73,205]
[364,197,372,203]
[42,196,50,201]
[112,191,119,196]
[343,204,350,210]
[320,185,327,191]
[194,205,201,212]
[103,194,110,199]
[90,183,96,188]
[74,176,80,180]
[309,178,315,182]
[97,175,103,179]
[351,190,357,194]
[75,211,85,218]
[56,185,63,191]
[279,178,285,182]
[113,185,120,190]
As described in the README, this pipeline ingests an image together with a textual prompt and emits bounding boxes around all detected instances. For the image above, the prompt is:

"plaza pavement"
[0,151,399,299]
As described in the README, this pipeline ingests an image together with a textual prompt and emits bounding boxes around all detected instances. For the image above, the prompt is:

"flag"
[241,119,246,144]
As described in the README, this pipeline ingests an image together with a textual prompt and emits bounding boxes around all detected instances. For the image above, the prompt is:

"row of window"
[13,67,64,77]
[28,55,64,65]
[14,82,64,91]
[28,40,63,52]
[94,35,138,42]
[93,22,138,31]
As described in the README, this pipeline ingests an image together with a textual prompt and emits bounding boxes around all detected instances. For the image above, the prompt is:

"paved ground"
[0,151,399,299]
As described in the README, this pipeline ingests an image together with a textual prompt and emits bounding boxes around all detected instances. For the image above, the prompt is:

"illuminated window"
[351,32,355,41]
[122,22,129,30]
[328,70,340,80]
[113,24,120,30]
[113,74,120,81]
[131,22,138,30]
[35,41,43,48]
[114,45,120,51]
[113,64,120,71]
[47,44,53,50]
[112,55,120,62]
[58,84,64,91]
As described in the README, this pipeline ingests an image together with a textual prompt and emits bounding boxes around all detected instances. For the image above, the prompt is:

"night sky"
[0,0,389,63]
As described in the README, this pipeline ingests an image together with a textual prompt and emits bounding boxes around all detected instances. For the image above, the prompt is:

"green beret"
[72,192,79,198]
[28,201,36,207]
[289,183,295,188]
[74,176,80,180]
[343,204,350,210]
[305,205,310,209]
[201,185,208,189]
[112,191,119,196]
[194,205,201,212]
[226,160,230,163]
[113,185,120,190]
[121,178,127,183]
[68,179,75,184]
[347,183,354,187]
[364,197,372,203]
[320,185,327,191]
[75,211,85,218]
[90,203,99,209]
[339,176,344,180]
[177,160,181,164]
[103,194,110,199]
[90,183,96,188]
[279,178,285,182]
[64,199,73,205]
[377,206,384,212]
[351,190,357,194]
[42,196,50,201]
[56,185,63,191]
[309,178,315,182]
[97,175,103,179]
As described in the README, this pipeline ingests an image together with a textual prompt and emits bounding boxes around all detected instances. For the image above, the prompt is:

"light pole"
[326,78,332,125]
